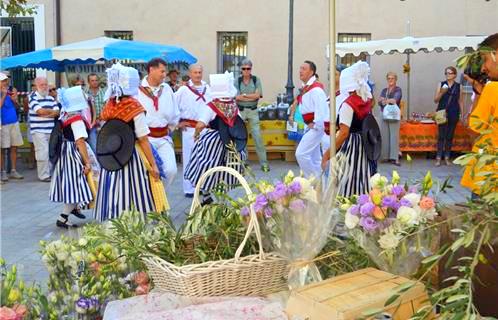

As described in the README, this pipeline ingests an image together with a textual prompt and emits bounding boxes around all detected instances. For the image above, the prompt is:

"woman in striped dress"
[94,63,160,221]
[50,86,95,228]
[322,61,376,197]
[185,72,247,198]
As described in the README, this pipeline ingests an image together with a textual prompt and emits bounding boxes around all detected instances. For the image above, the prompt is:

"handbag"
[435,83,456,125]
[381,88,401,121]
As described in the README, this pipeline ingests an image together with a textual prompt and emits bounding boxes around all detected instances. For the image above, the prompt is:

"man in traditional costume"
[295,60,330,178]
[49,86,96,228]
[94,63,162,221]
[175,64,211,197]
[184,72,247,200]
[137,58,179,187]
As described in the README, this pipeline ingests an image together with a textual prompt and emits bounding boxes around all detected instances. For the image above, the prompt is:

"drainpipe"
[55,0,61,87]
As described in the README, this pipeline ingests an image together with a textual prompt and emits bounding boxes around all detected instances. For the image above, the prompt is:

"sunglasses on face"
[241,67,252,71]
[49,88,56,92]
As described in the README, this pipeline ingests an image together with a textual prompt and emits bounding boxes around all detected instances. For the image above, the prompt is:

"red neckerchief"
[186,84,207,102]
[207,99,239,127]
[296,81,325,104]
[139,85,164,111]
[336,90,340,97]
[342,93,372,121]
[62,114,91,129]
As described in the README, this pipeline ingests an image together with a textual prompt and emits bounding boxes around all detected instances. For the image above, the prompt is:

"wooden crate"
[286,268,433,320]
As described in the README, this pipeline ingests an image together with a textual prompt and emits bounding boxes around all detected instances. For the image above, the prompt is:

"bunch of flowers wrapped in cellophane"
[340,171,438,277]
[241,170,338,288]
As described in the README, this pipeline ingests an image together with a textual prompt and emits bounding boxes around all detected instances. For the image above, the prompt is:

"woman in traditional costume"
[184,72,247,198]
[94,63,161,221]
[49,86,95,228]
[322,61,378,197]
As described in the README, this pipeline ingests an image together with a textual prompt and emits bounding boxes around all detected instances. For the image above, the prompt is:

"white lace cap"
[57,86,88,113]
[340,61,372,102]
[104,63,140,101]
[209,71,237,99]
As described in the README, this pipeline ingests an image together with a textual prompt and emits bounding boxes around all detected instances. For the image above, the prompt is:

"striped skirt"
[49,141,93,206]
[93,148,155,222]
[336,132,376,197]
[184,129,246,193]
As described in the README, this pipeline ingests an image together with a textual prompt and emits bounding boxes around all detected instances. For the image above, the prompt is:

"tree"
[0,0,37,17]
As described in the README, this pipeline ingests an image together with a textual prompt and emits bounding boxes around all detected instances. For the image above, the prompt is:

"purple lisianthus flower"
[263,207,273,218]
[254,194,268,212]
[382,195,398,209]
[392,185,405,197]
[288,181,302,194]
[360,216,378,232]
[391,201,401,212]
[241,206,250,216]
[289,199,306,211]
[350,204,360,216]
[358,194,370,205]
[268,182,288,201]
[76,298,90,309]
[360,202,375,216]
[399,198,412,208]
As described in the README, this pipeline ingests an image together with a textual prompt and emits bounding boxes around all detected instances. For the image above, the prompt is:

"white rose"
[396,206,419,226]
[423,207,438,221]
[55,251,68,262]
[370,173,388,189]
[71,251,83,262]
[378,233,401,250]
[78,238,88,246]
[345,211,360,229]
[402,193,421,207]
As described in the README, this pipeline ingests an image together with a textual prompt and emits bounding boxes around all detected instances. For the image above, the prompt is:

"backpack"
[237,75,257,90]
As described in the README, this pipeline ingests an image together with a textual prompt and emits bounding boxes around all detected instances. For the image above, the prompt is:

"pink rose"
[13,305,27,317]
[135,283,150,295]
[419,196,435,210]
[0,307,19,320]
[134,271,149,286]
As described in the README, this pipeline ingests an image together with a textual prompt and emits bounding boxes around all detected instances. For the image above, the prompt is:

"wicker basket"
[143,166,289,297]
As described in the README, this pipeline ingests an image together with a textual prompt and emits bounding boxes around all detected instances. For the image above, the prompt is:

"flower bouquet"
[340,171,439,277]
[241,171,339,288]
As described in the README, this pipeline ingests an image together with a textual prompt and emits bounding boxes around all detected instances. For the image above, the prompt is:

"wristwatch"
[243,93,247,97]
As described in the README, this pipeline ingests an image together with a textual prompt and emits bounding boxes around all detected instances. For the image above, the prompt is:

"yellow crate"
[286,268,433,320]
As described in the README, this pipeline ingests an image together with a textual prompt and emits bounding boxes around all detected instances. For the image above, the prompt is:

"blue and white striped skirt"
[49,141,93,206]
[93,148,155,222]
[336,132,376,197]
[184,129,246,193]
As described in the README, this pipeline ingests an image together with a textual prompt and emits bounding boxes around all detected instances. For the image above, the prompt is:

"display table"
[399,121,475,152]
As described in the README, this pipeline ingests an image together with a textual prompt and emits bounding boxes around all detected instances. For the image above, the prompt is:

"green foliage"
[0,0,37,17]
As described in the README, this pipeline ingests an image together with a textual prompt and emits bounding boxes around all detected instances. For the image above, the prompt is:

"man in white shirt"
[175,64,211,197]
[137,58,179,187]
[295,60,329,178]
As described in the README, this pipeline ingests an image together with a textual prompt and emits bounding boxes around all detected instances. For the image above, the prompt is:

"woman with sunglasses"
[433,66,464,167]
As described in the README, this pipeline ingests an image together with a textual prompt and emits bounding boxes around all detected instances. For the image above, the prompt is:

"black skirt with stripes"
[49,141,93,206]
[184,129,246,193]
[336,132,376,197]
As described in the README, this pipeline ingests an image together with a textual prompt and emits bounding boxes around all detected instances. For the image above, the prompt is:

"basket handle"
[188,166,265,261]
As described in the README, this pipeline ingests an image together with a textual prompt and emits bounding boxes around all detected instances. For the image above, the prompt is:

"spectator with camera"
[461,33,498,198]
[433,66,464,167]
[0,72,24,183]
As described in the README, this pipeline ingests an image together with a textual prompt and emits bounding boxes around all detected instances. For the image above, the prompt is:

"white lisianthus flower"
[370,173,388,189]
[345,211,360,229]
[293,177,311,192]
[378,232,401,250]
[55,251,69,262]
[78,238,88,247]
[340,203,351,211]
[402,193,421,207]
[397,206,419,226]
[293,177,317,202]
[423,207,438,221]
[71,251,83,262]
[258,181,274,194]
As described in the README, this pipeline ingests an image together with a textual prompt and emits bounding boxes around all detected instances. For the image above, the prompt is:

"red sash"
[186,85,207,102]
[302,112,330,135]
[139,86,164,111]
[296,81,325,105]
[180,119,198,128]
[207,99,239,127]
[148,126,169,138]
[342,94,372,121]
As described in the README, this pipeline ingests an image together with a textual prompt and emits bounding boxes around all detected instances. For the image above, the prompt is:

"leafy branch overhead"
[1,0,37,17]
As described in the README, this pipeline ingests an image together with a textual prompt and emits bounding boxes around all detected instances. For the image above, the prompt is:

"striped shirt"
[86,87,106,119]
[28,91,59,134]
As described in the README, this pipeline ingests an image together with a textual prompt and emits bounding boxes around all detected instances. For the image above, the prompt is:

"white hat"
[104,63,140,101]
[209,71,238,99]
[340,61,372,102]
[0,72,8,81]
[58,86,89,113]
